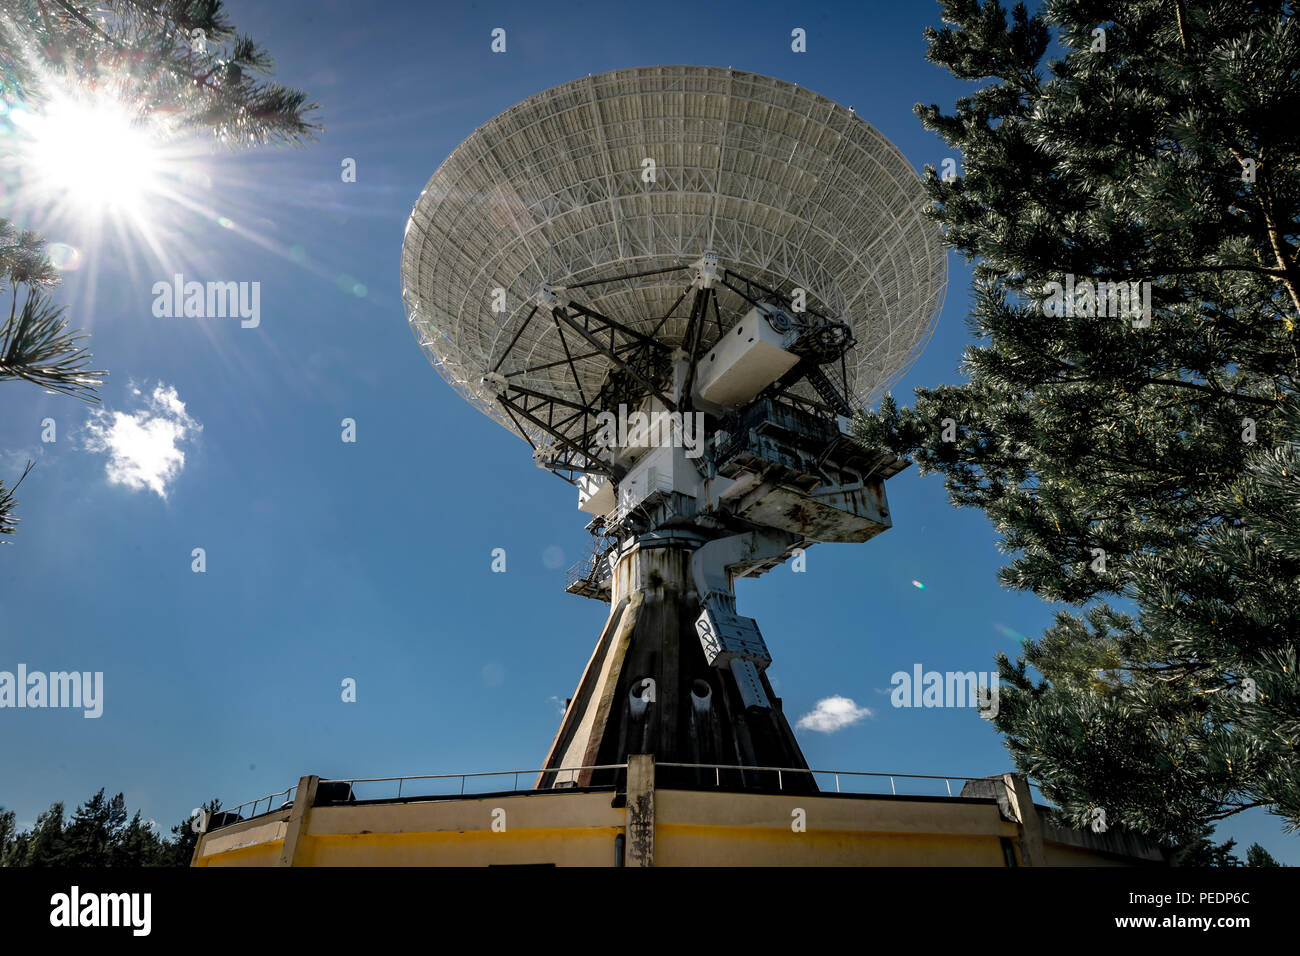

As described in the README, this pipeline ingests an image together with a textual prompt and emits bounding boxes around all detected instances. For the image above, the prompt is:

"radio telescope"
[401,66,945,791]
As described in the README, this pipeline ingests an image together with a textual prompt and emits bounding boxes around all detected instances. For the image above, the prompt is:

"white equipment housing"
[577,474,615,516]
[693,306,800,409]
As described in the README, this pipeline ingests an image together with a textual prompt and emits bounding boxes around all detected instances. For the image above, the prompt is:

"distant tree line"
[1,790,220,867]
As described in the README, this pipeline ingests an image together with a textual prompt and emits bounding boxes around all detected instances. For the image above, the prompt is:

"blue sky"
[1,0,1293,862]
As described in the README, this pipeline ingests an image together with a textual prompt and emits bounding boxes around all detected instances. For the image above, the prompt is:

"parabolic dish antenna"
[401,65,945,477]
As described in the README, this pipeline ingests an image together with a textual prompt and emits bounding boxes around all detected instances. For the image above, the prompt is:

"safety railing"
[316,763,629,802]
[206,763,1006,832]
[203,784,298,832]
[655,762,987,798]
[565,538,619,591]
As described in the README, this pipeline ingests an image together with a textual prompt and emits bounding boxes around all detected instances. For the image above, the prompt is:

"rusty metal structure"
[400,66,946,790]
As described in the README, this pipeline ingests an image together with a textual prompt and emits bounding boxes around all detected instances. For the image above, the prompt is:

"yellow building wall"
[1042,842,1143,867]
[655,825,1007,866]
[653,789,1015,866]
[195,815,290,867]
[301,828,618,866]
[192,784,1153,867]
[195,791,626,867]
[199,840,285,867]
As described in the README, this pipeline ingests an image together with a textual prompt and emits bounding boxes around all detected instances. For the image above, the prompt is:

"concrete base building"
[192,759,1166,867]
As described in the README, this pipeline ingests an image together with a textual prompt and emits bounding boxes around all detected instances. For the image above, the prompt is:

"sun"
[11,89,166,218]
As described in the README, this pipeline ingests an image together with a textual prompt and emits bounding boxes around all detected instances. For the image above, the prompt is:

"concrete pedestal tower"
[538,531,813,793]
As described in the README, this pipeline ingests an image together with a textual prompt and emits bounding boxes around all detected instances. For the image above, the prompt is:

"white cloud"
[796,695,873,733]
[83,383,201,499]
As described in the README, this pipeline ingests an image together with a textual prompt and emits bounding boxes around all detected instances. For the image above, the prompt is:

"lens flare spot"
[911,579,926,590]
[542,546,565,569]
[46,242,83,270]
[994,622,1028,643]
[335,273,364,295]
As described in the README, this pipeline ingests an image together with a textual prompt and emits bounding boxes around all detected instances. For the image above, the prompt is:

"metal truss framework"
[479,261,857,484]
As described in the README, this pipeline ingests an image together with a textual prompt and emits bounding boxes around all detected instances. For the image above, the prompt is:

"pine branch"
[0,460,36,538]
[0,287,104,402]
[1202,801,1270,822]
[7,1,321,148]
[0,220,59,289]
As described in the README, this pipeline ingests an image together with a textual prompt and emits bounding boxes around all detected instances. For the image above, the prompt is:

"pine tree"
[0,809,15,859]
[0,1,320,537]
[5,802,69,866]
[856,0,1300,846]
[62,789,127,866]
[1246,841,1284,865]
[1172,825,1242,867]
[110,811,166,867]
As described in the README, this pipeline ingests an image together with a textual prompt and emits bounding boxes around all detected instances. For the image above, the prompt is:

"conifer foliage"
[1,1,320,148]
[856,0,1300,846]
